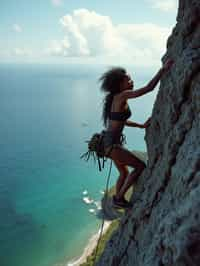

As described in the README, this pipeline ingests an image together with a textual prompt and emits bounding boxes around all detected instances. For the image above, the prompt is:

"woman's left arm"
[125,117,151,128]
[125,120,144,128]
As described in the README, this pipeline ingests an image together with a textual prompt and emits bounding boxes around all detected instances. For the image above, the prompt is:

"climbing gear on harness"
[80,131,107,171]
[81,131,127,171]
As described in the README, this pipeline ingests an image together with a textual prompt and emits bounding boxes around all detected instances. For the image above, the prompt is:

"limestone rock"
[96,0,200,265]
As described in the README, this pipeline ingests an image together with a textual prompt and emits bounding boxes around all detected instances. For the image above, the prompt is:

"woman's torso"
[107,94,131,133]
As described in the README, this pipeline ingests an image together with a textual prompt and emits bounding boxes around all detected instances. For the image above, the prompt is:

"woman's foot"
[112,195,132,209]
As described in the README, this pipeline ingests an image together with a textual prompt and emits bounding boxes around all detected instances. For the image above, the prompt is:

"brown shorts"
[103,130,126,157]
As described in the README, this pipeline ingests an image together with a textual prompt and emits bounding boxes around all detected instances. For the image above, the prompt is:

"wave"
[82,197,94,204]
[88,209,95,213]
[66,221,111,266]
[82,190,88,195]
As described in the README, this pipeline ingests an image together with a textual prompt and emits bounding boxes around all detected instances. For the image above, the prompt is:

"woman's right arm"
[121,59,174,100]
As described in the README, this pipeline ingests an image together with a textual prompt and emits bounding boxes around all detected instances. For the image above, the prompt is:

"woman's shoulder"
[112,93,127,110]
[119,89,135,101]
[114,90,131,103]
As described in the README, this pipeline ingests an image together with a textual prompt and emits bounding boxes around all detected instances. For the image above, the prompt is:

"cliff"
[96,0,200,265]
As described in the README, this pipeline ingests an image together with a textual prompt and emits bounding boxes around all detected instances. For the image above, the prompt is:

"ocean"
[0,63,158,266]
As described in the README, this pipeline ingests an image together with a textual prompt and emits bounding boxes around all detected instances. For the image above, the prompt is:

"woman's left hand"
[143,117,151,128]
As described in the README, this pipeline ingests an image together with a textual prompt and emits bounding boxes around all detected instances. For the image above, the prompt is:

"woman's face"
[120,74,134,91]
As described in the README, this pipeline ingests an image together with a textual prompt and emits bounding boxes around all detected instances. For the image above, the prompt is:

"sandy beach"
[67,221,111,266]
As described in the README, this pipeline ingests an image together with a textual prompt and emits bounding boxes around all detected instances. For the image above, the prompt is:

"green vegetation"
[80,219,119,266]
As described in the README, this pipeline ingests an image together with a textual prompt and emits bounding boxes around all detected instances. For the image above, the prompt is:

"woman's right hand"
[162,59,174,73]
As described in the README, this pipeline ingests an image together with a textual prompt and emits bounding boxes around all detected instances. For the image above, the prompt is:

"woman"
[100,59,174,208]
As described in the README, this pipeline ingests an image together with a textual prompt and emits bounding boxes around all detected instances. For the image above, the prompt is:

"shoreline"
[67,221,111,266]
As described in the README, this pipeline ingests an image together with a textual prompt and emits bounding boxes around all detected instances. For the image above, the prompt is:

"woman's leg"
[117,167,144,199]
[109,146,146,199]
[113,160,129,196]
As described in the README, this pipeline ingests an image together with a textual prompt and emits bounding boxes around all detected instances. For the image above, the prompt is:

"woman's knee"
[119,167,129,178]
[114,160,129,177]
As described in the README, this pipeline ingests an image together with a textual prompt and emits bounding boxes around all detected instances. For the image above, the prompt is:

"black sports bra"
[109,106,132,121]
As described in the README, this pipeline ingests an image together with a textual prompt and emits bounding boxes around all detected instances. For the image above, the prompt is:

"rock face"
[96,1,200,265]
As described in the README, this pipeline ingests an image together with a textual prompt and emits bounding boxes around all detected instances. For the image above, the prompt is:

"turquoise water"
[0,63,157,266]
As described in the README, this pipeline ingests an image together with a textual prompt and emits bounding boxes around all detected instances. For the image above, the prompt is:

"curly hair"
[99,67,126,127]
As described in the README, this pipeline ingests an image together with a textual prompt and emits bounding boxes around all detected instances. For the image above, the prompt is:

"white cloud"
[13,24,22,33]
[46,40,67,56]
[149,0,178,12]
[51,0,63,6]
[13,48,32,56]
[47,9,172,67]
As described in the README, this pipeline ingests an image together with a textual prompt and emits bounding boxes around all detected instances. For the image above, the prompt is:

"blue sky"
[0,0,178,66]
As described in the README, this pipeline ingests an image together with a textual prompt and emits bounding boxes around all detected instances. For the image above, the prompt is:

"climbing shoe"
[112,196,133,209]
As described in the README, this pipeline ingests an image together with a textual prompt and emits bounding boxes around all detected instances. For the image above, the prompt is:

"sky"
[0,0,179,67]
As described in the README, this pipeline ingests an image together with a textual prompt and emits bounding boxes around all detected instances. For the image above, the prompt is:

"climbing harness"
[80,131,126,172]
